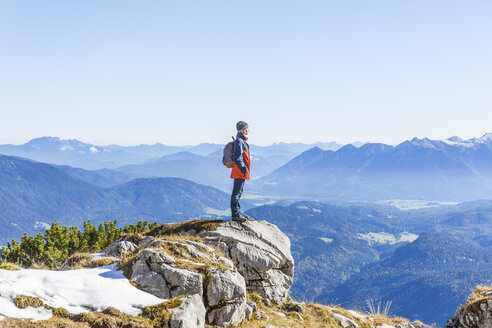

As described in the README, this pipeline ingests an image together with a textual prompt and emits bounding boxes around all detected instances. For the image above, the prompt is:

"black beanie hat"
[236,121,249,131]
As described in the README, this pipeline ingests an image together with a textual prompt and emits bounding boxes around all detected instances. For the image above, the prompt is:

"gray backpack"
[222,137,235,168]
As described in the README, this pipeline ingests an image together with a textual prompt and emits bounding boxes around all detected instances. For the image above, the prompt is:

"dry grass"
[62,253,93,269]
[0,316,90,327]
[147,219,222,237]
[13,295,44,309]
[120,232,146,245]
[464,285,492,315]
[28,260,51,270]
[140,296,185,327]
[148,236,229,271]
[466,285,492,304]
[155,233,204,243]
[61,253,118,270]
[231,293,411,328]
[2,300,188,328]
[117,252,138,279]
[233,301,339,328]
[0,261,22,271]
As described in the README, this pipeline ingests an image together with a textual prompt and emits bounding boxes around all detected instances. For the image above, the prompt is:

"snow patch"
[204,207,230,216]
[34,221,50,230]
[376,199,458,210]
[357,232,419,245]
[59,145,73,151]
[0,264,165,321]
[89,146,99,153]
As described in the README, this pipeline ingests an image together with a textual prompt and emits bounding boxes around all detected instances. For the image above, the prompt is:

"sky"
[0,1,491,146]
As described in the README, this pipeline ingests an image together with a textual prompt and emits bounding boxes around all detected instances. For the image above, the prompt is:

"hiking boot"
[242,214,254,221]
[231,215,247,222]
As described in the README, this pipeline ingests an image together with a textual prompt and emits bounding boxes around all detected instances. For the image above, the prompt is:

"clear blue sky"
[1,1,491,146]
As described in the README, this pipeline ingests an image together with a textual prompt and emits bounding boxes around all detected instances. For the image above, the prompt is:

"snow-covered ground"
[357,231,419,245]
[376,199,458,210]
[0,264,165,321]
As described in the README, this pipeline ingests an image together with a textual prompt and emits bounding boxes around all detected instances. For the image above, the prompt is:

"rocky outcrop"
[445,287,492,328]
[103,219,294,327]
[199,220,294,304]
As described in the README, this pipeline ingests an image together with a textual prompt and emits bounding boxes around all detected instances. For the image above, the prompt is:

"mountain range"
[324,232,492,326]
[245,201,492,326]
[0,154,237,245]
[0,136,343,171]
[254,133,492,201]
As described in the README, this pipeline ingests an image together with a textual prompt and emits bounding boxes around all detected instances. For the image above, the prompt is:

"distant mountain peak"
[479,132,492,143]
[26,136,61,144]
[337,143,357,152]
[447,136,463,142]
[25,136,88,148]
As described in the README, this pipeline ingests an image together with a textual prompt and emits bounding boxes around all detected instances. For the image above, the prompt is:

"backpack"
[222,137,236,168]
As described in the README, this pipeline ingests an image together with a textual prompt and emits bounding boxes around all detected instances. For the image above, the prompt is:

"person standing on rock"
[230,121,252,222]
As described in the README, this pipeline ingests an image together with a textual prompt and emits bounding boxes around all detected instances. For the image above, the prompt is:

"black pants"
[231,178,245,217]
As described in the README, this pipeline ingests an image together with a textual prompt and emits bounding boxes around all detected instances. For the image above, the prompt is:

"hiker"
[230,121,251,222]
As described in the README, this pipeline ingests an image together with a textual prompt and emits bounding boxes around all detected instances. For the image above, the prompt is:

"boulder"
[199,220,294,304]
[281,301,304,313]
[105,239,138,257]
[205,268,250,327]
[131,248,202,299]
[206,268,246,307]
[332,312,359,328]
[169,294,206,328]
[206,296,248,327]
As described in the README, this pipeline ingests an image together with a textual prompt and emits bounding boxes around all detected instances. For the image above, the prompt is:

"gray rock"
[169,294,206,328]
[205,268,249,327]
[332,312,359,328]
[281,301,304,313]
[245,301,256,320]
[200,220,294,304]
[206,296,248,327]
[131,248,202,299]
[206,268,246,307]
[445,291,492,328]
[217,256,235,270]
[105,239,138,257]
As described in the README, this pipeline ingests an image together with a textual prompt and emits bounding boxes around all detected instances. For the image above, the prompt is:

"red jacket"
[230,132,251,180]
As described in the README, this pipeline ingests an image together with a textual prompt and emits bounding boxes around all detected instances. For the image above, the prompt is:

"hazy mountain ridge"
[0,137,347,189]
[0,154,234,245]
[0,136,344,170]
[255,133,492,201]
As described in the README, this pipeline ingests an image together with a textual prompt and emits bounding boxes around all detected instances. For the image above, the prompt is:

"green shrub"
[1,220,157,268]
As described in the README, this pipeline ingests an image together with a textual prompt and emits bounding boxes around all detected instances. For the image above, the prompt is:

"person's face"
[242,128,249,136]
